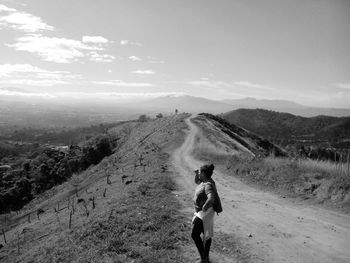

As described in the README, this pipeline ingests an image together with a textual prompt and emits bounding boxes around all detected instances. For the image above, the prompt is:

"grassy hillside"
[195,113,287,158]
[221,108,350,153]
[0,114,195,263]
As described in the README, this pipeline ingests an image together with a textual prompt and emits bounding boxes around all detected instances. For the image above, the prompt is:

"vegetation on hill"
[222,108,350,142]
[0,134,117,213]
[221,108,350,160]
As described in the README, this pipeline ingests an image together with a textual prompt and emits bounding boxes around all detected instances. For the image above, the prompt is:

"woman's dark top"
[193,179,215,212]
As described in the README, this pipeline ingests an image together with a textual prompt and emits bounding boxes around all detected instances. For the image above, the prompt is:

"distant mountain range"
[132,95,233,114]
[1,87,350,121]
[221,97,304,109]
[221,108,350,148]
[219,97,350,117]
[133,95,350,117]
[113,95,350,117]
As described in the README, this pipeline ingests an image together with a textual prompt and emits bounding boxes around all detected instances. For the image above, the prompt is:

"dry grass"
[34,173,191,263]
[298,158,350,177]
[0,114,193,263]
[219,155,350,210]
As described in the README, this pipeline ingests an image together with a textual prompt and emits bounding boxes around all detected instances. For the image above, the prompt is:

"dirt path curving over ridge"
[172,117,350,263]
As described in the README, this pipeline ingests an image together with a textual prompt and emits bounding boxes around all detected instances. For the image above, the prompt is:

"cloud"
[0,4,16,12]
[120,40,142,47]
[0,63,70,77]
[336,83,350,90]
[186,80,231,88]
[147,56,165,64]
[0,4,53,32]
[7,34,114,63]
[131,70,155,75]
[89,52,115,63]
[1,5,114,64]
[129,56,142,61]
[0,87,56,98]
[0,79,69,86]
[92,80,154,87]
[7,35,93,63]
[82,36,109,44]
[234,81,273,90]
[0,63,78,86]
[0,63,44,77]
[54,91,186,101]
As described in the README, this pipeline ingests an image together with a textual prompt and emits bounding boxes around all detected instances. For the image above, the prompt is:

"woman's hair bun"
[201,163,215,178]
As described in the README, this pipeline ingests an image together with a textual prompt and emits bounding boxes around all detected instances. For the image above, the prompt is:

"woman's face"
[199,169,207,181]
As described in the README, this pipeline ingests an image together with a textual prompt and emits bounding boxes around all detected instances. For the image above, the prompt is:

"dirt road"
[172,117,350,263]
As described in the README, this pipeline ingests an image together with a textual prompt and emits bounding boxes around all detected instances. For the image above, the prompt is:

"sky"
[0,0,350,107]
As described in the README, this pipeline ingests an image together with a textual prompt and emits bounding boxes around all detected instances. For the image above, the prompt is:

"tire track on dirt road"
[172,117,350,263]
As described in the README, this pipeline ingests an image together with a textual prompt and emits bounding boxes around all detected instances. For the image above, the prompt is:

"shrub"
[138,115,149,122]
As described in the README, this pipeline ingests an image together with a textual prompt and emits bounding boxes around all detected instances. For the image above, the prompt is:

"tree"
[96,137,112,157]
[138,115,149,122]
[156,113,163,119]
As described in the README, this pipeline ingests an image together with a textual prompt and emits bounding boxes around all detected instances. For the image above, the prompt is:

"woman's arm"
[202,183,215,211]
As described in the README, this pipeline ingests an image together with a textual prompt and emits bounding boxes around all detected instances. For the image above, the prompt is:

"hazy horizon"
[1,0,350,108]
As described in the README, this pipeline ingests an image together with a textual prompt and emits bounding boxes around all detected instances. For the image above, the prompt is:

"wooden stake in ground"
[2,229,6,244]
[347,151,350,176]
[340,154,343,175]
[72,198,75,214]
[103,188,107,197]
[92,196,95,209]
[83,203,89,217]
[69,210,73,229]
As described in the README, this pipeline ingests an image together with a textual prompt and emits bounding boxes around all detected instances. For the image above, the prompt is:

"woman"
[191,164,218,263]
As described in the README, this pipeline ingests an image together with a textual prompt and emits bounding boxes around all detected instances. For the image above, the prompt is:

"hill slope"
[0,114,196,263]
[221,108,350,148]
[194,113,287,158]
